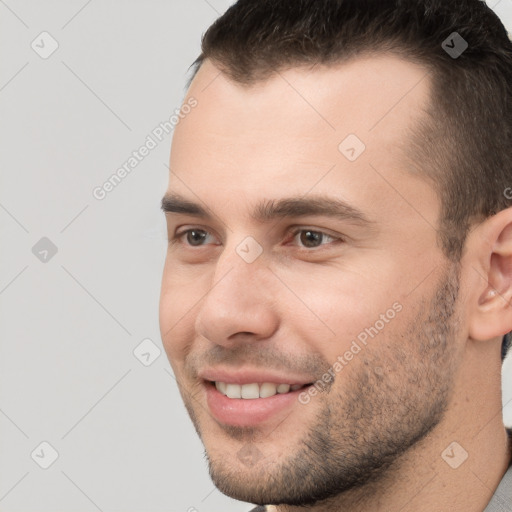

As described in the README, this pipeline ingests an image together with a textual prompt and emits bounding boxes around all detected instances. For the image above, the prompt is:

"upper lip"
[199,367,315,386]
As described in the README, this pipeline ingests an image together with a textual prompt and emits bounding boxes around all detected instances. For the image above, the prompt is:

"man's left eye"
[288,228,343,249]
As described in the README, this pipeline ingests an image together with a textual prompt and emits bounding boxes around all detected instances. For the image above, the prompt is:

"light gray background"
[1,1,511,511]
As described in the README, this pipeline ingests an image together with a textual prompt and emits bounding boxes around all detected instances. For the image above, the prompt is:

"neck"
[276,343,511,512]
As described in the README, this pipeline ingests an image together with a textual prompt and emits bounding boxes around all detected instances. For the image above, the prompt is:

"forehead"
[184,53,432,137]
[168,54,438,229]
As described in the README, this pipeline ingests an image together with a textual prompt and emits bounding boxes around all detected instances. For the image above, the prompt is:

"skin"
[159,55,512,511]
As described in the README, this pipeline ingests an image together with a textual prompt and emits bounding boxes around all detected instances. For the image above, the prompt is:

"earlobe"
[468,208,512,341]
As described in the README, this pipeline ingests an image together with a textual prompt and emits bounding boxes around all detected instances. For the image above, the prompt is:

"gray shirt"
[483,463,512,512]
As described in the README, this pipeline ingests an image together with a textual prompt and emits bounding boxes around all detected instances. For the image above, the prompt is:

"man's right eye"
[170,228,217,247]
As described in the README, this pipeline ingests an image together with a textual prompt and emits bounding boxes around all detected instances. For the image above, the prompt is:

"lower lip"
[205,382,308,427]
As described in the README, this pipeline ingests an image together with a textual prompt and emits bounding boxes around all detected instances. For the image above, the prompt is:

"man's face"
[159,55,465,505]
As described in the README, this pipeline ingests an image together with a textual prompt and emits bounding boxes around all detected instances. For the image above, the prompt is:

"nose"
[194,241,280,348]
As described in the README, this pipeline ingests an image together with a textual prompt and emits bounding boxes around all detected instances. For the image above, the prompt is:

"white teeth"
[215,381,304,399]
[215,381,227,394]
[241,383,260,399]
[225,383,242,399]
[276,383,290,394]
[259,382,277,398]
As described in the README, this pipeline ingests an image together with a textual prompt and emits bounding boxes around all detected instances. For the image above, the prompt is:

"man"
[159,0,512,510]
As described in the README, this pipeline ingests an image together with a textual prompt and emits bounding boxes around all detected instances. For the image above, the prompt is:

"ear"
[468,207,512,341]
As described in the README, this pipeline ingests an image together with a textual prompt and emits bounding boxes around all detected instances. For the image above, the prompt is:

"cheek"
[283,267,388,335]
[283,265,407,366]
[159,268,197,363]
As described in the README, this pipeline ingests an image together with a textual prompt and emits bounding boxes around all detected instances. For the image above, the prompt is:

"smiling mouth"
[208,380,312,399]
[203,379,316,426]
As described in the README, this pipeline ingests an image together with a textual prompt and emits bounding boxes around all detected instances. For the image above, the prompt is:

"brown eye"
[292,229,337,249]
[172,228,215,247]
[185,229,208,246]
[300,230,322,248]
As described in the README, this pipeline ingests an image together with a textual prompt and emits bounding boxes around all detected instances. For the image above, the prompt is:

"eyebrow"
[161,192,374,226]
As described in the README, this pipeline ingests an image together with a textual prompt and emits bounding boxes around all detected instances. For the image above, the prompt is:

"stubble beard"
[181,263,461,507]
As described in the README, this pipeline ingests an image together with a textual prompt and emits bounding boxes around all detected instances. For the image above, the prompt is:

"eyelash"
[169,227,343,250]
